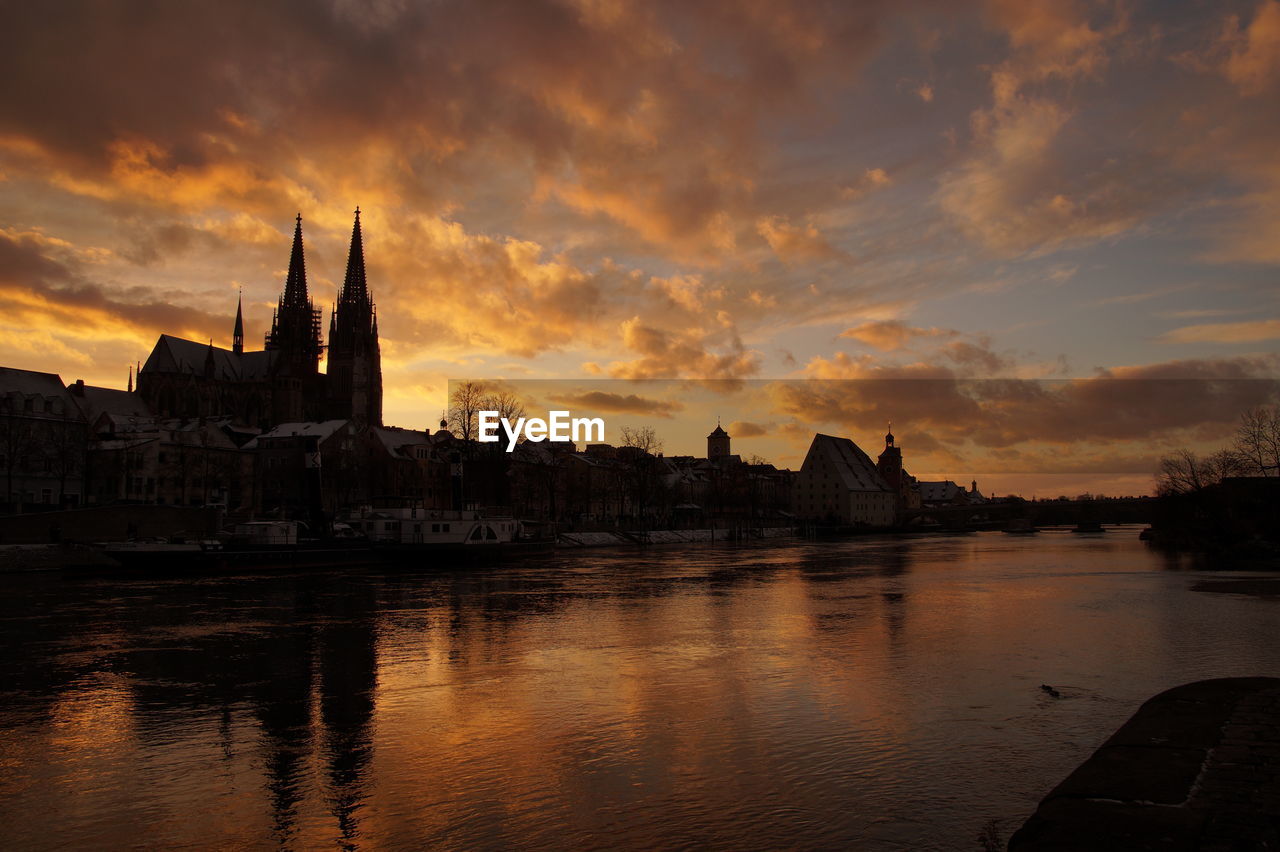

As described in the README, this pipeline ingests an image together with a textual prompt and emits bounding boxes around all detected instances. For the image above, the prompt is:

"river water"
[2,529,1279,850]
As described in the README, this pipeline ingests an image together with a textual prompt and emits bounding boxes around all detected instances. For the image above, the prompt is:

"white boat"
[340,502,526,564]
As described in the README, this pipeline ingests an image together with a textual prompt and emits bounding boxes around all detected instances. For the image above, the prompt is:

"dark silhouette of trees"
[447,381,486,443]
[1233,406,1280,476]
[480,388,525,453]
[1155,448,1243,496]
[618,426,667,526]
[1155,406,1280,494]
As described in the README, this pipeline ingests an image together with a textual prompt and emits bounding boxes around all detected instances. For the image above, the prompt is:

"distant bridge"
[905,497,1156,530]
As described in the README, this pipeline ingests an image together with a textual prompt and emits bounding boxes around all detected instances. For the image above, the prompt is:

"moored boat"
[100,520,377,571]
[340,502,527,565]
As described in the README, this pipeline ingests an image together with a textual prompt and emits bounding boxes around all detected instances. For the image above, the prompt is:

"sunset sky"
[2,0,1278,495]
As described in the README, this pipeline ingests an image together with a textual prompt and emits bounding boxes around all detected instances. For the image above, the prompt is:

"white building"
[793,433,896,528]
[918,479,985,506]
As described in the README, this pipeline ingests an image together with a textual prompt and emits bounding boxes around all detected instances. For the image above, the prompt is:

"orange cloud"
[727,420,768,438]
[603,317,761,383]
[756,216,850,264]
[1219,0,1280,96]
[547,390,683,418]
[839,320,957,351]
[1158,318,1280,344]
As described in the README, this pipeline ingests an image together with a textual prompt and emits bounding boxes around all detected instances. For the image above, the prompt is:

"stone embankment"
[556,527,796,547]
[1010,677,1280,850]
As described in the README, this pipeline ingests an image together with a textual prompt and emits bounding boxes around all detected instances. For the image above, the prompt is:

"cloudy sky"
[2,0,1278,495]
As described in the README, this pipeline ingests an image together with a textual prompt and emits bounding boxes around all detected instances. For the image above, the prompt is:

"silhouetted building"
[794,433,895,527]
[0,367,88,509]
[325,210,382,427]
[707,423,731,460]
[876,425,920,522]
[137,211,382,430]
[918,479,985,506]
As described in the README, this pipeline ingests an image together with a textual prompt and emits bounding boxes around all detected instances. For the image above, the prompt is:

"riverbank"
[0,543,119,572]
[1192,577,1280,599]
[556,526,796,547]
[1010,677,1280,849]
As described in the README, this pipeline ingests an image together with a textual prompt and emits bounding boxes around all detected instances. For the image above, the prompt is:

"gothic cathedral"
[137,210,382,429]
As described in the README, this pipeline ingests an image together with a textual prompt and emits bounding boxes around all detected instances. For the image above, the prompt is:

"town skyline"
[3,0,1279,496]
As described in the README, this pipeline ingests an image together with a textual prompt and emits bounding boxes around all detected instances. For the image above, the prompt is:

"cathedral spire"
[340,207,367,304]
[326,206,382,426]
[282,213,309,308]
[232,289,244,355]
[265,213,323,373]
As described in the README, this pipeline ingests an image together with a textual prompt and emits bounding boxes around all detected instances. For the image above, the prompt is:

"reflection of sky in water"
[2,531,1279,850]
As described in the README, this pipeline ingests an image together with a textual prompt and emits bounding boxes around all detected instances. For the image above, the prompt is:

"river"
[2,529,1278,850]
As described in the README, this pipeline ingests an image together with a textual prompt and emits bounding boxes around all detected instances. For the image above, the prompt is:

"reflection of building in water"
[42,575,384,847]
[252,614,317,846]
[318,586,378,847]
[244,581,379,847]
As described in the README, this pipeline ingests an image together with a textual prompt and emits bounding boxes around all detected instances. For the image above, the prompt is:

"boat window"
[442,524,450,533]
[432,524,439,533]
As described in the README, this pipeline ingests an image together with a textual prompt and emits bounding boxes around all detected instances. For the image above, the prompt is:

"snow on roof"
[918,480,962,503]
[372,426,432,455]
[244,419,349,448]
[802,433,891,492]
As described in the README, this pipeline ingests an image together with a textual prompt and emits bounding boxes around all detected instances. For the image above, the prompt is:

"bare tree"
[46,407,87,506]
[618,426,666,525]
[447,381,487,442]
[0,410,36,508]
[481,389,527,450]
[1155,448,1243,496]
[620,425,663,455]
[1233,405,1280,476]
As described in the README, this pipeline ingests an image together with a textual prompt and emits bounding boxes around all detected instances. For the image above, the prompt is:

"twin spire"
[279,208,368,310]
[260,208,370,357]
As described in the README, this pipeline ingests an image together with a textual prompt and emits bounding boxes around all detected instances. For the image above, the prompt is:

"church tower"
[232,290,244,356]
[707,422,730,459]
[876,423,902,489]
[265,214,324,423]
[326,208,383,426]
